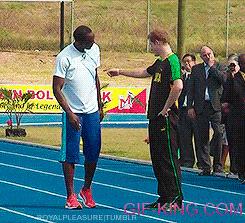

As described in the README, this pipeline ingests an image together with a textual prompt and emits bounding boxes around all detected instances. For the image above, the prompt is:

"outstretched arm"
[107,68,151,78]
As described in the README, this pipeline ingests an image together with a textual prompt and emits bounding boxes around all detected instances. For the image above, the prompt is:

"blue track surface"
[0,140,244,223]
[0,114,148,128]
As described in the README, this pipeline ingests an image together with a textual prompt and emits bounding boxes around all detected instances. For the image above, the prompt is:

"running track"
[0,140,244,223]
[0,114,148,128]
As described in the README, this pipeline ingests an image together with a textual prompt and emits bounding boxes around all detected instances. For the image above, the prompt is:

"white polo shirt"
[54,43,100,114]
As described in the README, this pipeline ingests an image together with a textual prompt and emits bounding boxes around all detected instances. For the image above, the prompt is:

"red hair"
[148,29,169,44]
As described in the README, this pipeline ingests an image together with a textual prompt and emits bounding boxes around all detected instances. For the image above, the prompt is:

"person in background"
[178,53,199,168]
[107,29,184,209]
[53,25,103,209]
[187,46,225,176]
[223,54,245,184]
[221,54,240,175]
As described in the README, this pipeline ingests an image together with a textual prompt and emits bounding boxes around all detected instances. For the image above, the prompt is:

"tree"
[0,88,34,136]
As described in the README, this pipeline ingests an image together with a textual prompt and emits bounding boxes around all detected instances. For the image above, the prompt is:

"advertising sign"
[0,85,147,114]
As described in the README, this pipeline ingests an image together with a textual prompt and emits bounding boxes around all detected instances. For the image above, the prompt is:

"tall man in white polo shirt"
[53,25,103,209]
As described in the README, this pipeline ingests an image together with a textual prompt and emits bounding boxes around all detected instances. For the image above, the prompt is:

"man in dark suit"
[224,54,245,183]
[178,54,199,168]
[187,46,225,175]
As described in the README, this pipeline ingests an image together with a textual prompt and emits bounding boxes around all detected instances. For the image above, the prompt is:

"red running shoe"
[65,194,82,209]
[78,187,96,208]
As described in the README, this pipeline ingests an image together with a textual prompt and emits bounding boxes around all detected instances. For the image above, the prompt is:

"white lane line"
[0,121,148,127]
[0,179,176,223]
[0,150,57,163]
[0,149,154,179]
[0,150,244,197]
[101,121,148,124]
[0,162,155,197]
[1,162,244,216]
[0,206,56,223]
[0,122,61,127]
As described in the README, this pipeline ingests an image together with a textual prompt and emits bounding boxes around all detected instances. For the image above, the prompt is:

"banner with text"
[0,85,147,114]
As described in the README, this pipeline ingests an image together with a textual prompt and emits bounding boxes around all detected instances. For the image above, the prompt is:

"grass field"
[0,0,244,85]
[0,126,231,171]
[0,0,244,55]
[0,50,155,86]
[0,0,240,169]
[0,126,151,161]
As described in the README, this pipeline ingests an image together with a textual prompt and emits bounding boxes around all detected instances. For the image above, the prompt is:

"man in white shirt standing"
[53,25,103,209]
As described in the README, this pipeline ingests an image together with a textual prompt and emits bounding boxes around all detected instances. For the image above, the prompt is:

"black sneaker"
[144,200,164,209]
[145,198,183,212]
[165,202,183,212]
[167,196,183,210]
[157,200,183,213]
[144,198,166,209]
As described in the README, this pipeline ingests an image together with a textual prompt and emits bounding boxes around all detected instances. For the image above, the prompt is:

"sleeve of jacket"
[223,75,234,104]
[209,63,226,84]
[187,65,196,109]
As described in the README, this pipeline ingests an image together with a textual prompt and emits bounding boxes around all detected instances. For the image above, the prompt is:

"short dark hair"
[228,53,238,62]
[148,29,169,44]
[73,25,93,42]
[182,53,196,61]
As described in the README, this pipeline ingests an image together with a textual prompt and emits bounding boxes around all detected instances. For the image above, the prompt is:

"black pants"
[196,101,222,171]
[225,116,238,174]
[228,115,245,177]
[149,112,183,203]
[178,107,199,168]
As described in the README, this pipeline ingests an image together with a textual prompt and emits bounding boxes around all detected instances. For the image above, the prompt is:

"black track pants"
[149,112,183,203]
